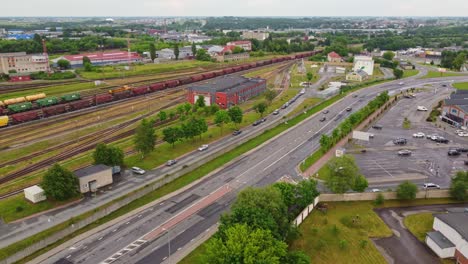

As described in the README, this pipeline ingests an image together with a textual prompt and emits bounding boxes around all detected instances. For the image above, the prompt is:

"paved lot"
[348,85,468,188]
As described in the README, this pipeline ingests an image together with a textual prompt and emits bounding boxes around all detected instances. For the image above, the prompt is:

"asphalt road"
[43,71,468,264]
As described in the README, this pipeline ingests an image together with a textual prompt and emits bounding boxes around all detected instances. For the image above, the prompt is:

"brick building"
[55,51,142,68]
[226,40,252,51]
[0,52,49,75]
[327,51,342,63]
[187,75,266,109]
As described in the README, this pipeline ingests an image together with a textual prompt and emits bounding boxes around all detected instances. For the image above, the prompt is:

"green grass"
[403,69,419,78]
[300,149,324,173]
[0,82,101,101]
[453,82,468,90]
[179,239,212,264]
[403,213,434,242]
[422,71,465,79]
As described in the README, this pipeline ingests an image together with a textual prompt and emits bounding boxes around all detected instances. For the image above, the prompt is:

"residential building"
[0,52,49,75]
[442,90,468,127]
[74,165,113,193]
[54,51,142,68]
[187,75,266,109]
[346,69,369,82]
[241,31,269,41]
[215,52,250,62]
[353,56,375,75]
[327,51,342,63]
[426,211,468,264]
[226,41,252,51]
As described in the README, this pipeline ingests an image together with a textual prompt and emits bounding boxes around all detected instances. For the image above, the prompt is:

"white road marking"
[66,255,71,259]
[126,222,130,225]
[98,237,103,241]
[69,247,76,250]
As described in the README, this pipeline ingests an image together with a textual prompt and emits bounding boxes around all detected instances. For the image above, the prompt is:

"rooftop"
[74,164,111,178]
[434,212,468,240]
[24,185,44,194]
[328,51,341,58]
[427,231,455,249]
[62,51,141,62]
[189,75,265,94]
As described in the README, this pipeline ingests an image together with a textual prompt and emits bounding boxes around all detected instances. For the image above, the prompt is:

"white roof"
[24,185,45,194]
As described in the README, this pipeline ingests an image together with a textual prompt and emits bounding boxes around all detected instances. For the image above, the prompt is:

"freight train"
[0,51,319,127]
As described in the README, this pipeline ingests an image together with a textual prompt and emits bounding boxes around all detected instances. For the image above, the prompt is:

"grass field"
[422,71,465,79]
[403,212,434,242]
[403,69,419,78]
[0,82,102,101]
[453,82,468,90]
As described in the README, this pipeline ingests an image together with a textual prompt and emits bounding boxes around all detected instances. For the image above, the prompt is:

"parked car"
[232,130,242,136]
[322,110,329,114]
[372,125,383,130]
[393,138,407,145]
[198,144,209,151]
[369,133,375,138]
[423,183,440,189]
[352,94,358,98]
[397,149,412,156]
[417,106,428,111]
[413,132,425,138]
[371,188,381,193]
[435,137,449,144]
[346,107,352,112]
[448,149,461,156]
[253,120,262,126]
[458,132,468,137]
[166,160,177,166]
[273,109,280,115]
[319,117,326,122]
[131,167,146,175]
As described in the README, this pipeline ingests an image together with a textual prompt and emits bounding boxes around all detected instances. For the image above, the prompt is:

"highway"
[43,70,468,264]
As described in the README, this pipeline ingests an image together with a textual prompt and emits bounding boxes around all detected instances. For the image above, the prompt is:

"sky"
[1,0,467,17]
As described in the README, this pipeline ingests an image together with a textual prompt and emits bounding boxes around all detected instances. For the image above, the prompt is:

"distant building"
[399,61,414,70]
[346,69,369,82]
[0,52,49,75]
[327,51,342,63]
[335,67,346,74]
[442,90,468,127]
[187,34,212,43]
[426,211,468,263]
[55,51,142,68]
[215,52,250,62]
[74,165,113,193]
[241,31,269,41]
[24,185,46,203]
[353,56,374,75]
[5,34,34,40]
[156,48,175,60]
[187,75,266,109]
[226,40,252,51]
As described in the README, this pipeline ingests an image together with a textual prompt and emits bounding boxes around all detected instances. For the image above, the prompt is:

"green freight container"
[61,93,81,102]
[36,97,59,107]
[8,102,33,113]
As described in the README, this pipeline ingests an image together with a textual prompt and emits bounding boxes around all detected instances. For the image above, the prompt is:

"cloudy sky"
[1,0,467,17]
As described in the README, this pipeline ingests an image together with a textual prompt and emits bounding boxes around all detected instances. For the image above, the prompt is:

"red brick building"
[187,75,266,109]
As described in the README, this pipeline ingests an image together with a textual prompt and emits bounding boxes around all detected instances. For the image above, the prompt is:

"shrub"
[339,239,348,250]
[360,240,368,249]
[396,181,418,200]
[374,193,385,206]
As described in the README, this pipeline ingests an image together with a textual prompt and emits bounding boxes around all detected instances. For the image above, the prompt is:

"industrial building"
[187,75,266,109]
[74,165,113,193]
[241,31,269,41]
[55,51,142,68]
[0,52,49,75]
[226,41,252,51]
[215,52,250,62]
[353,56,375,75]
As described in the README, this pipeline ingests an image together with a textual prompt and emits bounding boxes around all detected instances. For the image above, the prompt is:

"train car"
[202,72,215,79]
[165,80,179,88]
[25,93,46,102]
[8,102,33,113]
[112,92,133,100]
[62,93,81,102]
[69,99,92,111]
[36,97,59,107]
[265,59,273,65]
[223,68,234,74]
[109,85,132,94]
[178,77,193,85]
[272,58,280,63]
[42,104,67,117]
[256,61,265,67]
[190,75,204,82]
[11,110,39,123]
[132,86,150,96]
[149,83,166,92]
[3,97,26,106]
[232,66,243,72]
[0,107,4,115]
[0,115,8,127]
[241,64,250,70]
[95,94,113,104]
[213,70,224,77]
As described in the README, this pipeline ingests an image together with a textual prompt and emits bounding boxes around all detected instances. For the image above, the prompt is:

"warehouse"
[74,165,113,193]
[187,75,266,109]
[55,51,142,68]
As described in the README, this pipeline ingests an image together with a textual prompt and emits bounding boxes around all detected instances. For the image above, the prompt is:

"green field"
[0,82,101,101]
[453,82,468,90]
[403,69,419,78]
[403,212,434,242]
[422,71,465,79]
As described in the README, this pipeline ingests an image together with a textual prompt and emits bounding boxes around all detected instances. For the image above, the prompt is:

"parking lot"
[347,84,467,188]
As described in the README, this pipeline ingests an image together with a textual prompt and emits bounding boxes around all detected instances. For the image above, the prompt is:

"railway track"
[0,80,90,94]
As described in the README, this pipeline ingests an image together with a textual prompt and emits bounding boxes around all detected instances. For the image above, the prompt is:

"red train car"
[42,105,67,117]
[132,86,149,96]
[272,58,280,63]
[179,77,193,85]
[213,70,224,77]
[0,107,4,115]
[190,75,204,82]
[202,72,215,79]
[232,66,243,72]
[11,111,39,123]
[95,94,113,104]
[69,99,92,111]
[223,68,234,74]
[241,64,250,70]
[165,80,180,88]
[149,83,166,92]
[264,59,273,65]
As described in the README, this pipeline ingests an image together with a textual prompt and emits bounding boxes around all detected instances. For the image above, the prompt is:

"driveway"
[373,203,468,264]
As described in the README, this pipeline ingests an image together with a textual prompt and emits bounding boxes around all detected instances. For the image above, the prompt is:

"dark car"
[372,125,383,130]
[464,160,468,165]
[322,110,329,114]
[352,94,358,98]
[252,120,262,126]
[448,149,461,156]
[397,150,412,156]
[442,84,447,87]
[319,117,326,122]
[166,160,177,166]
[393,138,407,145]
[346,107,352,112]
[435,137,449,144]
[456,148,468,153]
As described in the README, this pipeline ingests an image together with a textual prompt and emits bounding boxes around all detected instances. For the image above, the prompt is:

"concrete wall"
[426,236,455,258]
[293,197,320,226]
[319,190,450,202]
[78,168,113,193]
[434,217,468,257]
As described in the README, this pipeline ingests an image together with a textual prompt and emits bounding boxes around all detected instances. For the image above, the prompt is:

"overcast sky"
[1,0,467,17]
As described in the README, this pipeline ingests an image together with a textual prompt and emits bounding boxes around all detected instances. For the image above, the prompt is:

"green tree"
[174,43,179,60]
[169,111,176,120]
[203,224,288,264]
[264,89,277,105]
[393,68,403,79]
[452,52,467,71]
[383,51,395,61]
[183,102,192,115]
[92,143,124,166]
[157,111,167,122]
[134,119,156,158]
[195,95,206,108]
[82,56,91,65]
[253,101,268,117]
[396,181,418,200]
[319,134,332,151]
[176,104,185,116]
[57,59,71,69]
[295,179,320,210]
[196,48,212,61]
[228,106,243,129]
[306,72,313,83]
[232,46,245,54]
[191,42,197,55]
[215,110,231,134]
[352,175,369,192]
[149,42,156,62]
[162,126,184,147]
[42,164,79,201]
[210,104,220,115]
[450,171,468,201]
[325,155,362,194]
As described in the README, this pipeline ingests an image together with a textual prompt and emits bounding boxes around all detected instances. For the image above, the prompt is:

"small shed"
[24,185,46,203]
[74,165,113,193]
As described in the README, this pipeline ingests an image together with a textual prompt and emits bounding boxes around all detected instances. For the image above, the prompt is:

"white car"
[417,106,428,111]
[131,167,146,175]
[371,188,381,193]
[458,132,468,137]
[399,82,404,85]
[198,144,209,151]
[413,132,425,138]
[423,183,440,189]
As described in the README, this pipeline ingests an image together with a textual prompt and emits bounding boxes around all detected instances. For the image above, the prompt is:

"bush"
[360,240,368,249]
[30,71,76,80]
[374,193,385,205]
[339,239,348,250]
[396,181,418,200]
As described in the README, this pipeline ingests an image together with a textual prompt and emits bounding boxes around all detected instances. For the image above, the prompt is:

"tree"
[295,179,320,210]
[162,126,184,147]
[195,95,206,108]
[215,110,231,134]
[325,155,362,194]
[196,48,212,61]
[352,175,369,192]
[82,56,91,65]
[183,102,192,115]
[191,42,197,55]
[157,111,167,122]
[264,89,277,105]
[169,111,176,120]
[253,101,268,117]
[450,171,468,201]
[383,51,395,61]
[396,181,418,200]
[228,106,243,128]
[149,42,156,62]
[452,52,467,71]
[232,46,244,54]
[306,72,313,83]
[319,134,332,151]
[57,59,71,69]
[134,119,156,158]
[203,224,288,264]
[393,68,403,79]
[42,164,79,201]
[92,143,124,166]
[174,43,179,60]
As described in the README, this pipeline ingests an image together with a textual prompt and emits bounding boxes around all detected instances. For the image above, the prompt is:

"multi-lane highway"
[42,69,468,264]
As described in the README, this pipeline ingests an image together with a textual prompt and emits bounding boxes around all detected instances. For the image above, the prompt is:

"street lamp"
[162,227,171,263]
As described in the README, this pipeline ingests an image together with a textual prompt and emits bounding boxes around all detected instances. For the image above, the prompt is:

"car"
[322,110,329,114]
[423,183,440,189]
[448,149,461,156]
[455,129,464,134]
[346,107,352,112]
[260,118,267,123]
[273,109,280,115]
[232,130,242,136]
[464,160,468,166]
[430,135,440,141]
[352,94,358,98]
[371,188,381,193]
[319,117,326,122]
[372,125,383,130]
[417,106,428,111]
[253,120,262,126]
[457,148,468,153]
[198,144,209,151]
[369,133,375,138]
[166,160,177,166]
[397,149,412,156]
[403,95,413,99]
[413,132,425,138]
[442,84,447,87]
[458,132,468,137]
[393,138,407,145]
[399,82,404,85]
[426,134,434,139]
[435,137,449,144]
[131,167,146,175]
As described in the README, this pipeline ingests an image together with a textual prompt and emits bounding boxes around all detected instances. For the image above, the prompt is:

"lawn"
[403,69,419,78]
[453,82,468,90]
[0,82,102,101]
[403,212,434,242]
[422,71,465,79]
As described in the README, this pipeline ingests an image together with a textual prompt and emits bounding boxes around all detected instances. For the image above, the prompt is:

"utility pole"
[42,39,51,76]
